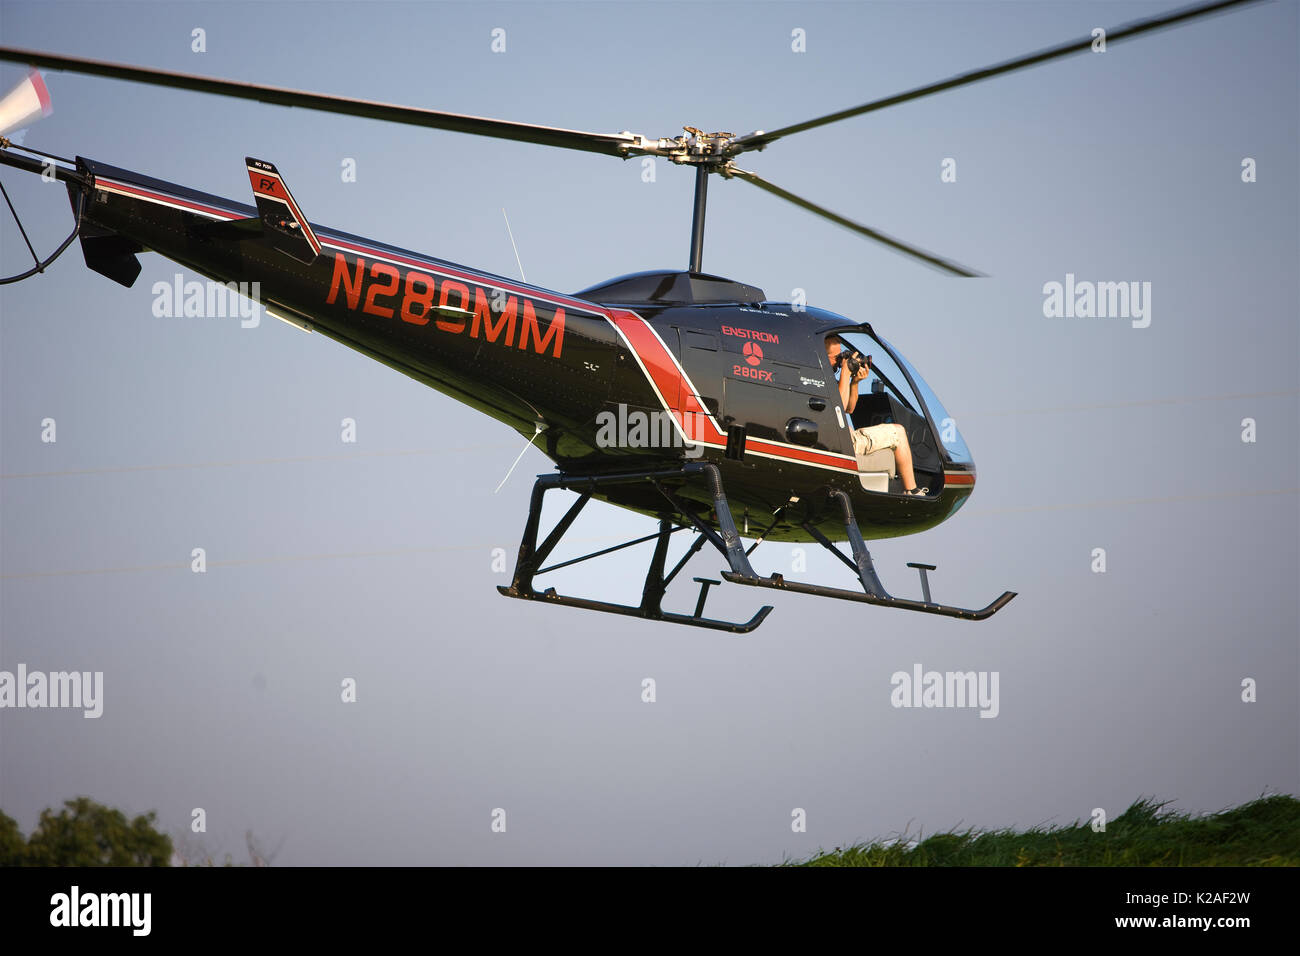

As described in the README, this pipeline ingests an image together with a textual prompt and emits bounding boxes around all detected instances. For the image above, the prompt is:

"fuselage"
[69,156,977,543]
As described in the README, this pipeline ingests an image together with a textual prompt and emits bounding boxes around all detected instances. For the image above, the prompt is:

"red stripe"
[944,473,976,486]
[747,436,859,470]
[607,310,725,444]
[97,179,239,218]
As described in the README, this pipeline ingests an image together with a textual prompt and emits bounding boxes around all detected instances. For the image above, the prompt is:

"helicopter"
[0,0,1260,633]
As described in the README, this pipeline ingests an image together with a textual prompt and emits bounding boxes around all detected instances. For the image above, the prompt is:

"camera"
[838,351,870,377]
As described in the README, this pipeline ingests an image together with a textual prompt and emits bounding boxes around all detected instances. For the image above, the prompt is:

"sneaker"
[903,486,929,497]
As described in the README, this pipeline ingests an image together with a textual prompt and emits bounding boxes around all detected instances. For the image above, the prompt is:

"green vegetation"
[1,797,171,866]
[789,795,1300,867]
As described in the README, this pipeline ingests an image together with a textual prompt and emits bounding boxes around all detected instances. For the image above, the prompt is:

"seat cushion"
[856,448,896,476]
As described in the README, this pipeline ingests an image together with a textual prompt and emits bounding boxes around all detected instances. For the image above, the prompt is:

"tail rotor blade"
[0,69,51,138]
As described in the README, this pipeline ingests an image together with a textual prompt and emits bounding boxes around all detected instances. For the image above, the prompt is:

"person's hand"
[853,362,868,382]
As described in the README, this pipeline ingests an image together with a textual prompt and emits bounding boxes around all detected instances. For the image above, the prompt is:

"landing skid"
[723,489,1017,621]
[496,464,772,633]
[497,463,1015,632]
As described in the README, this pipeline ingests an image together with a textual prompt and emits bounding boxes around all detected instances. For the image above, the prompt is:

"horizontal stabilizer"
[245,157,321,264]
[78,228,142,288]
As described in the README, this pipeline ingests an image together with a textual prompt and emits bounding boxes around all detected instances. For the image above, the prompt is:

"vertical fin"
[245,157,321,264]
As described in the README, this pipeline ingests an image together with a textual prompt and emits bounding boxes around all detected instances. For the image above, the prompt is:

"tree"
[16,797,171,866]
[0,811,25,865]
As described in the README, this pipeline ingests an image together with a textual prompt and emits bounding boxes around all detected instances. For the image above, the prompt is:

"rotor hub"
[620,126,742,169]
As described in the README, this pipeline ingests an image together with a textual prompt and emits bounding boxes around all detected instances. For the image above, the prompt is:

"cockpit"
[823,324,972,493]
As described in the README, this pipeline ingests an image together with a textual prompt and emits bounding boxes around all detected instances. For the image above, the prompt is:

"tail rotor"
[0,68,51,139]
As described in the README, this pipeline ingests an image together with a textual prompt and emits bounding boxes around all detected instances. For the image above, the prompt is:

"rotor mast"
[677,127,734,274]
[688,166,708,274]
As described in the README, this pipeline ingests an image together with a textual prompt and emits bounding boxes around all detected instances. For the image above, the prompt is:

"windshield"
[880,334,973,464]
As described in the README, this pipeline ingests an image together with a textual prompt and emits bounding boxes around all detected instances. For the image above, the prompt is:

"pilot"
[825,336,928,497]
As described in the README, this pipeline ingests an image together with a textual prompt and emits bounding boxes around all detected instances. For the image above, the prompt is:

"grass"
[786,794,1300,866]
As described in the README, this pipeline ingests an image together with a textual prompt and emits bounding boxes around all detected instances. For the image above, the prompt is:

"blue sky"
[1,0,1296,864]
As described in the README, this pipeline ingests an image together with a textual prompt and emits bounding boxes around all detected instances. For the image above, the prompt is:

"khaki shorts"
[851,423,904,457]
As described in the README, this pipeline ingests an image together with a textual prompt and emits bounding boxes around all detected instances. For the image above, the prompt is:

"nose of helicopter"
[942,468,976,493]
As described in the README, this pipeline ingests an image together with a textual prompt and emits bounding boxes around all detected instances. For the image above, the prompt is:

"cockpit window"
[826,330,921,415]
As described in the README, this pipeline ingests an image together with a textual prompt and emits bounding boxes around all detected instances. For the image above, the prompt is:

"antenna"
[501,207,526,282]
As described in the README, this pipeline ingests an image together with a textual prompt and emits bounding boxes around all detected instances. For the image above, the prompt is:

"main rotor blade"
[726,167,982,277]
[730,0,1262,154]
[0,47,646,158]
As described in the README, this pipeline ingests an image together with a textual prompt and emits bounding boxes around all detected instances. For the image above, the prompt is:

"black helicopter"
[0,0,1259,632]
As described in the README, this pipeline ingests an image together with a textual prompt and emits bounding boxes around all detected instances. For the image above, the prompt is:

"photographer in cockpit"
[825,335,928,497]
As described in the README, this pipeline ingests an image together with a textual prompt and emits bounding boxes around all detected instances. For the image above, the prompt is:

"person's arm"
[845,362,867,414]
[837,366,854,413]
